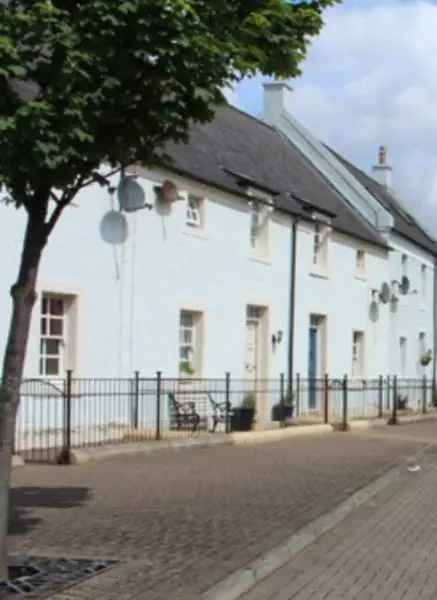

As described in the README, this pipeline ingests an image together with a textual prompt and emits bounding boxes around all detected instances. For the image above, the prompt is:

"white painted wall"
[0,168,293,423]
[293,221,435,381]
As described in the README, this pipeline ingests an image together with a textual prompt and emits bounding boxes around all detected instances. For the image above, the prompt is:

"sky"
[227,0,437,238]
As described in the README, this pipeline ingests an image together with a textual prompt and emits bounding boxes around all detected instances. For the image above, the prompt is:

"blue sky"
[227,0,437,237]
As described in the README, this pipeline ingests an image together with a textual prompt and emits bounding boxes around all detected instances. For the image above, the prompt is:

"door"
[308,325,318,409]
[245,319,259,383]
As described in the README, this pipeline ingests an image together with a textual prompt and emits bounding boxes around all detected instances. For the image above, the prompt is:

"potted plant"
[231,392,256,431]
[420,349,432,367]
[179,360,195,377]
[272,391,294,421]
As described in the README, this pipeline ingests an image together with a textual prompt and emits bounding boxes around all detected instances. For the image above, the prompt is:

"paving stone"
[8,424,436,600]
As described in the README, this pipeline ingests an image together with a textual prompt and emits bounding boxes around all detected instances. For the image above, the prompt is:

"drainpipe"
[288,217,298,402]
[433,256,437,404]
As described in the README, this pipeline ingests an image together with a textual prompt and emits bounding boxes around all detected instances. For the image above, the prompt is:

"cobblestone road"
[242,440,437,600]
[8,423,437,600]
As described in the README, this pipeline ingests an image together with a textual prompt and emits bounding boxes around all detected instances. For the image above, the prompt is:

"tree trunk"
[0,201,48,581]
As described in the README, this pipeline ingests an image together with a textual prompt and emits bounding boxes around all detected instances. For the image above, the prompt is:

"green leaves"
[0,0,340,208]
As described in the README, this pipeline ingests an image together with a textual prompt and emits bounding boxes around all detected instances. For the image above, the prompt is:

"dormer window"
[356,249,366,276]
[186,195,203,228]
[249,200,270,259]
[313,223,329,270]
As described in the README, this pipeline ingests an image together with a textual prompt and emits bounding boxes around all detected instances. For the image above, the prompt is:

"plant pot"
[231,407,255,431]
[271,404,294,421]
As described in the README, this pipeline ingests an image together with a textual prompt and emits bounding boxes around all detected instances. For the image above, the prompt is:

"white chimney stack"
[372,145,393,189]
[263,80,293,127]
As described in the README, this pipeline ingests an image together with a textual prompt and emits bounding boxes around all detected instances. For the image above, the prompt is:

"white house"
[263,81,436,393]
[1,84,436,430]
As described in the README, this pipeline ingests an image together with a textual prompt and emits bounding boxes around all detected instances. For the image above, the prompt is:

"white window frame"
[186,194,203,228]
[356,249,366,276]
[179,310,202,376]
[39,294,65,377]
[313,223,329,270]
[400,337,407,377]
[249,200,270,256]
[352,331,365,378]
[421,264,427,304]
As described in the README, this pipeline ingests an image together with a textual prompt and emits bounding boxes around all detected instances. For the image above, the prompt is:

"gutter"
[288,217,298,402]
[433,256,437,403]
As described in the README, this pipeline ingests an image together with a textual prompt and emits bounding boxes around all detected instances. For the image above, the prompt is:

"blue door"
[308,326,317,409]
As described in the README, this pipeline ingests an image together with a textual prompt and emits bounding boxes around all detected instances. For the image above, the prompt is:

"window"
[421,264,427,303]
[313,224,329,270]
[356,250,366,275]
[179,310,202,376]
[250,201,270,258]
[40,295,65,376]
[401,254,408,278]
[186,195,203,228]
[352,331,364,378]
[400,337,407,377]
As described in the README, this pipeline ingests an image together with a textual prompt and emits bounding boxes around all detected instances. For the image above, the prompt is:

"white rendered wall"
[0,169,293,396]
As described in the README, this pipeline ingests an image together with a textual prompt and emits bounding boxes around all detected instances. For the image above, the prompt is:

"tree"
[0,0,339,580]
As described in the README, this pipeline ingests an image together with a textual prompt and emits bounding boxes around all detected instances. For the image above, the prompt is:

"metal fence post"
[390,375,398,425]
[324,373,329,425]
[62,370,73,463]
[133,371,140,429]
[280,373,285,426]
[378,375,383,418]
[386,376,391,411]
[423,375,428,415]
[225,372,231,433]
[156,371,162,441]
[342,374,348,431]
[296,373,301,418]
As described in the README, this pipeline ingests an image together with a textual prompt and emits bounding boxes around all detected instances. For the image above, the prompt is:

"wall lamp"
[272,330,283,347]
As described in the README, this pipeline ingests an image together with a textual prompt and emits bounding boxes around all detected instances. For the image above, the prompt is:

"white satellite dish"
[118,176,146,212]
[100,210,128,245]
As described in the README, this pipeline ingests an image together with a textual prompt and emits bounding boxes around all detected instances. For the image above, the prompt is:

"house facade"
[263,81,436,385]
[1,84,436,427]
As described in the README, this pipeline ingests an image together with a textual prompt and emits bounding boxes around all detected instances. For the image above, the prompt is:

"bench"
[168,392,232,433]
[168,393,201,432]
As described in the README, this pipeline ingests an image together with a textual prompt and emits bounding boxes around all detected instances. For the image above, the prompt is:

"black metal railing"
[14,373,436,463]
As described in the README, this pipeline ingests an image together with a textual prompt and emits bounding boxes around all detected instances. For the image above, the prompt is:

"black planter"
[231,407,255,431]
[271,404,294,421]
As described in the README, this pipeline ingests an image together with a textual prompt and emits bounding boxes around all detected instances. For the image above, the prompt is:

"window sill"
[354,273,367,282]
[310,269,330,280]
[249,255,271,266]
[183,228,208,241]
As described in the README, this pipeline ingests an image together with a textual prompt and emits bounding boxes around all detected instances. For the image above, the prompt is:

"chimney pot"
[372,145,392,189]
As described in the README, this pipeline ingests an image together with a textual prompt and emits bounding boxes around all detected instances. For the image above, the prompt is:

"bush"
[241,392,256,412]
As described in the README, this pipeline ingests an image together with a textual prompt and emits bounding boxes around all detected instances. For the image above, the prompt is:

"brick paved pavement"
[242,442,437,600]
[8,423,437,600]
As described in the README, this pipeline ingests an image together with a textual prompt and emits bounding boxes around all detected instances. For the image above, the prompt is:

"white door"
[245,319,259,383]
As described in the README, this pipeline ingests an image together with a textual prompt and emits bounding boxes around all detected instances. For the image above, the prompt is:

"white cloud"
[235,0,437,237]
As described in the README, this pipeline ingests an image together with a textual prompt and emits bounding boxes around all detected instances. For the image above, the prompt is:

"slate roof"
[328,148,437,256]
[162,104,389,249]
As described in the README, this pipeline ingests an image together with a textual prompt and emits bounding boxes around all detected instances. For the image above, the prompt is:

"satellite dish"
[159,180,178,203]
[380,282,391,304]
[118,176,146,212]
[100,210,128,245]
[400,276,410,295]
[369,300,379,322]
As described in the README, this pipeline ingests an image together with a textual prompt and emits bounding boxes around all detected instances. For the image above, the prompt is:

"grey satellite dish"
[118,176,146,212]
[399,276,410,295]
[369,300,379,322]
[100,210,128,245]
[379,282,391,304]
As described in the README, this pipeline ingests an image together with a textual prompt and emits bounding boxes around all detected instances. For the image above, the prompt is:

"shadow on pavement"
[8,486,91,535]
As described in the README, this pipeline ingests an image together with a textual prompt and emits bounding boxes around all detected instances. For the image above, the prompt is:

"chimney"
[263,80,293,127]
[372,145,393,188]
